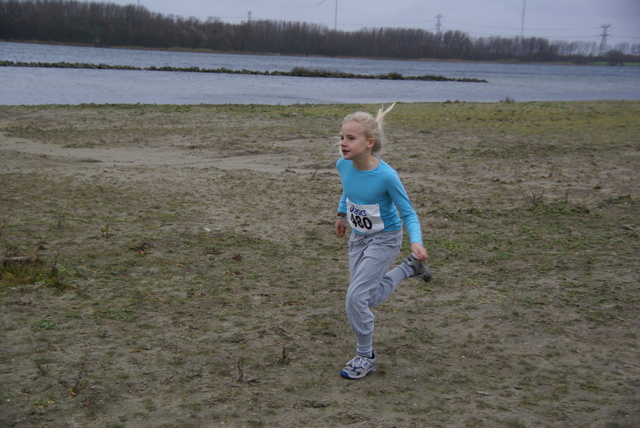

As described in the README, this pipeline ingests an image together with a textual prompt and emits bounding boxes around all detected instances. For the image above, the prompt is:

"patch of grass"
[0,244,70,291]
[92,308,138,321]
[31,318,66,332]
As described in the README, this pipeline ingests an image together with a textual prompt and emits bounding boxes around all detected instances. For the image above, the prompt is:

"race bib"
[346,198,384,234]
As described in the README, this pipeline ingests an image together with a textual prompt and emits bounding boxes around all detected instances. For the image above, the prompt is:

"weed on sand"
[1,101,638,427]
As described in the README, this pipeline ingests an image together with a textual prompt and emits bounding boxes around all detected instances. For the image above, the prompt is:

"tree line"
[1,0,637,64]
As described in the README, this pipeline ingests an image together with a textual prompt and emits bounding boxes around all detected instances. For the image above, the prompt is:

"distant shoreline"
[3,39,638,67]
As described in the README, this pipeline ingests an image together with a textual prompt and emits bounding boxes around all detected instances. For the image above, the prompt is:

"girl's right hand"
[335,218,347,237]
[410,242,429,261]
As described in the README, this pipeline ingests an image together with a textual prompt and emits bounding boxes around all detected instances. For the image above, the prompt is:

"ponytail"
[375,102,396,134]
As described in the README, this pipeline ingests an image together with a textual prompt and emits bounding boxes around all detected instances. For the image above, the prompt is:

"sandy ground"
[0,102,638,427]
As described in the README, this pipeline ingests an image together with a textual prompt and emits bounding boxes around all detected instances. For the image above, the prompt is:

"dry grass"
[0,101,638,427]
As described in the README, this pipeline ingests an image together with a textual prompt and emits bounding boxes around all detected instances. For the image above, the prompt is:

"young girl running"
[334,103,431,380]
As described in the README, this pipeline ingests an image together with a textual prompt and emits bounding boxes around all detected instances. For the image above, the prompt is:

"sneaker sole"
[340,367,376,379]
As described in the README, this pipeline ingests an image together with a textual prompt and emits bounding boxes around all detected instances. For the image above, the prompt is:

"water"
[1,42,638,105]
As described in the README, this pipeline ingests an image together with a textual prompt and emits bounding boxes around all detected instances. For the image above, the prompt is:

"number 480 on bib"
[351,214,373,230]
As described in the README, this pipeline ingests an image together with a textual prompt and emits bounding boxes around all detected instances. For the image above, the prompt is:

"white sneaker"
[340,353,376,379]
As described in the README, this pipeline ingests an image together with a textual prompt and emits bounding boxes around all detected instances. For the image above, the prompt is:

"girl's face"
[340,121,375,162]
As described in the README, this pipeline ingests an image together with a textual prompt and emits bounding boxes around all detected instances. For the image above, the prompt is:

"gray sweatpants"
[346,229,412,357]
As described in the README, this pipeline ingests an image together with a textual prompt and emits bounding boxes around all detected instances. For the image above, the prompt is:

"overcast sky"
[110,0,639,47]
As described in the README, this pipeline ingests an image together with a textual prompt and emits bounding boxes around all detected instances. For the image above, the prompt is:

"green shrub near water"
[0,61,487,82]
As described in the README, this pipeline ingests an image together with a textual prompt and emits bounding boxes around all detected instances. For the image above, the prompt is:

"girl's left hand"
[411,242,429,261]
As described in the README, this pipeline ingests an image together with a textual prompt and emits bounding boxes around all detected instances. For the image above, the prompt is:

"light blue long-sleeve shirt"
[337,157,423,245]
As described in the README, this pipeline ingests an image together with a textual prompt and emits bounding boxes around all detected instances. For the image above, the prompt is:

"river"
[1,42,638,105]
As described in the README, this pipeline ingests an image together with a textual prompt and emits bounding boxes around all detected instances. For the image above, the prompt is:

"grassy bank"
[0,61,488,82]
[1,101,638,427]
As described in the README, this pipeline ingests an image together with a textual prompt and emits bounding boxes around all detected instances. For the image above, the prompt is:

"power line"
[435,14,443,34]
[520,0,526,38]
[599,24,611,54]
[317,0,338,30]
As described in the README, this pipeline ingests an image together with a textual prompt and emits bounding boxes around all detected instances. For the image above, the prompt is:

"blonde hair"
[341,102,396,153]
